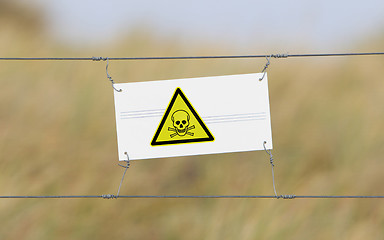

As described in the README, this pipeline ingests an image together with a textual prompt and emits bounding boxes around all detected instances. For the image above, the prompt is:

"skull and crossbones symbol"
[168,110,195,138]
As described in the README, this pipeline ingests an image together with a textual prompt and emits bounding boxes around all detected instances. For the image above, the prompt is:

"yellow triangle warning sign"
[151,88,214,146]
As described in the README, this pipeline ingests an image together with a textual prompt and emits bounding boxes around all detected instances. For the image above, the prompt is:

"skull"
[171,110,190,136]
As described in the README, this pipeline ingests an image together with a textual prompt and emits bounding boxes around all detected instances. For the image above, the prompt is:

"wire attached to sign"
[263,141,296,199]
[116,152,130,197]
[259,55,271,81]
[105,58,122,92]
[101,152,130,200]
[263,141,278,197]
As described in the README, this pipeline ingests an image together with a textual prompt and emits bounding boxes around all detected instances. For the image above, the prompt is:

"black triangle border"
[151,88,214,146]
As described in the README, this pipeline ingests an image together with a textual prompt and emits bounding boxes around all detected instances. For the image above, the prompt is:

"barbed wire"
[0,52,384,61]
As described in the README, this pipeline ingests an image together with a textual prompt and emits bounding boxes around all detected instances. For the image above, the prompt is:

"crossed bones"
[168,125,195,138]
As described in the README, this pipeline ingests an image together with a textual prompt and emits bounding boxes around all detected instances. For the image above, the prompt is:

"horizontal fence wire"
[0,52,384,61]
[0,195,383,199]
[1,51,384,200]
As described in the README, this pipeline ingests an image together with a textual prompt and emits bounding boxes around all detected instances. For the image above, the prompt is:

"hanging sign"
[114,73,272,161]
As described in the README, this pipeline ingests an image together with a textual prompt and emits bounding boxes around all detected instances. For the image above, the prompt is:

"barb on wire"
[271,53,289,58]
[92,56,107,61]
[105,58,122,92]
[102,194,117,199]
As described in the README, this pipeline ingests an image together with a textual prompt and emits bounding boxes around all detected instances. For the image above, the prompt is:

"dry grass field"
[0,3,384,239]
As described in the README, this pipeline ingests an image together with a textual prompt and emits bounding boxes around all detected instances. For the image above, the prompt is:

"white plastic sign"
[114,73,272,161]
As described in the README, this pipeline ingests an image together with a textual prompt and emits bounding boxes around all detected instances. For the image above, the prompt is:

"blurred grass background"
[1,1,384,239]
